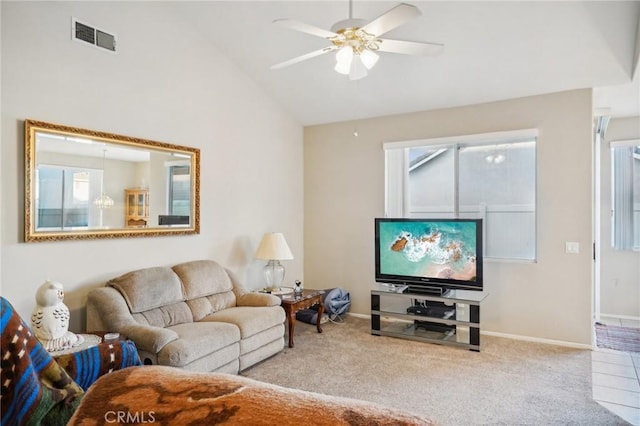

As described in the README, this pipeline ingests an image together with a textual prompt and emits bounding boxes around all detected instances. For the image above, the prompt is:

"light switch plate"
[565,242,580,254]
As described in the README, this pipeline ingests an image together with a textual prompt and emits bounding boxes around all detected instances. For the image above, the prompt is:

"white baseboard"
[346,313,593,350]
[599,313,640,322]
[481,330,592,350]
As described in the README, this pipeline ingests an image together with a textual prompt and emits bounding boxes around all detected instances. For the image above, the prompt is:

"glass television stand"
[371,286,488,351]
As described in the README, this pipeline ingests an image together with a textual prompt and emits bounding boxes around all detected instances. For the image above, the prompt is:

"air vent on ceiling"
[72,18,116,53]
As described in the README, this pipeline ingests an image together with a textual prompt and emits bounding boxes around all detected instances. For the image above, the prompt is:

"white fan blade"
[360,3,421,37]
[273,18,337,39]
[377,39,444,56]
[271,46,338,70]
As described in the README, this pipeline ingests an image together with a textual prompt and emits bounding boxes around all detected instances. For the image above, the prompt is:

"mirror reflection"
[25,120,200,241]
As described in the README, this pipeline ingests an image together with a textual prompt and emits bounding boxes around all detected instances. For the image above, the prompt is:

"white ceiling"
[38,135,151,162]
[171,1,640,126]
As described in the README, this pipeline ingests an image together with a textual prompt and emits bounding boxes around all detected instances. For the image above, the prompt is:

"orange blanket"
[69,366,434,425]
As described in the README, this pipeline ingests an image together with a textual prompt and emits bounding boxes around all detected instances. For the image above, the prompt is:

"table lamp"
[255,232,293,291]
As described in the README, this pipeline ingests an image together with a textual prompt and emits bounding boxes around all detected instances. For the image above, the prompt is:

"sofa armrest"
[226,267,280,307]
[87,287,178,354]
[87,287,136,331]
[236,292,281,307]
[118,324,178,354]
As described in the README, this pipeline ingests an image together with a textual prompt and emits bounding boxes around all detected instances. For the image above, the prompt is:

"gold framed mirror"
[24,119,200,242]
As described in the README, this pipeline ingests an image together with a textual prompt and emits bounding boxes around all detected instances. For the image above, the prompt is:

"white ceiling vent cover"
[71,18,116,53]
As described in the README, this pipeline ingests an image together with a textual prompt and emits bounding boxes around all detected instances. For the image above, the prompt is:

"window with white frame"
[36,165,100,230]
[385,130,537,261]
[168,165,191,216]
[611,140,640,251]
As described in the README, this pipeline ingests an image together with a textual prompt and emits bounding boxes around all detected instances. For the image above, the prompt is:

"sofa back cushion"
[108,266,185,314]
[172,260,233,298]
[172,260,237,321]
[131,302,193,328]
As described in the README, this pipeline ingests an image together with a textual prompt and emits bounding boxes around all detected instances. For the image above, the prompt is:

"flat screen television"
[158,215,190,226]
[375,218,483,295]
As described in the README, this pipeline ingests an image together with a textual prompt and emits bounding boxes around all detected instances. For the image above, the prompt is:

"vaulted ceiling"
[172,1,639,125]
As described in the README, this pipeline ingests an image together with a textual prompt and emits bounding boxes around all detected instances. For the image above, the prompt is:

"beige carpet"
[242,317,629,425]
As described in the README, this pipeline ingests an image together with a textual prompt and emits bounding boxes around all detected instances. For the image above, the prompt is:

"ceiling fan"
[271,1,444,81]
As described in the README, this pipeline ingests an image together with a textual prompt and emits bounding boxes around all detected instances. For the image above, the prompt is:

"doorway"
[593,116,640,344]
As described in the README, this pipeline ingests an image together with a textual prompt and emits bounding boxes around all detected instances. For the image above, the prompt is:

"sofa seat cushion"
[203,306,285,339]
[158,322,240,368]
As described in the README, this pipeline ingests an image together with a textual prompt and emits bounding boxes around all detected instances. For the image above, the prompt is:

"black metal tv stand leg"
[371,294,380,333]
[470,304,480,352]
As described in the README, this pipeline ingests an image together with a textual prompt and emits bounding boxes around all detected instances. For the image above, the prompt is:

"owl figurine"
[31,280,82,351]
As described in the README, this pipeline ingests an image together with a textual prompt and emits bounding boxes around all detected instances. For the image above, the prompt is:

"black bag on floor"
[295,287,351,324]
[295,308,324,324]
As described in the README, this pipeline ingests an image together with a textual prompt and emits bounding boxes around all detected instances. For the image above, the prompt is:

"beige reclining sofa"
[86,259,285,373]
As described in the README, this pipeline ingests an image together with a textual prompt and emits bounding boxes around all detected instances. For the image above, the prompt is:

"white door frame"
[593,120,603,331]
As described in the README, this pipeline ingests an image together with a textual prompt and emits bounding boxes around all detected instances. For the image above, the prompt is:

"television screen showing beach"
[379,221,477,281]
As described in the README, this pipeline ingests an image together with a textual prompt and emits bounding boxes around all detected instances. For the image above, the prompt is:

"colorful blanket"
[55,339,141,390]
[1,297,84,426]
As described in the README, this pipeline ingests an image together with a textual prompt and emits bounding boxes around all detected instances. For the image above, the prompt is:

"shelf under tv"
[370,289,488,351]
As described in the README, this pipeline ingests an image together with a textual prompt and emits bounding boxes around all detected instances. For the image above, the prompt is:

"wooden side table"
[277,289,325,348]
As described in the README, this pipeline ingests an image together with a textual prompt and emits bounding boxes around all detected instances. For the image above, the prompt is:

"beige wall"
[600,116,640,318]
[1,2,304,329]
[305,89,594,345]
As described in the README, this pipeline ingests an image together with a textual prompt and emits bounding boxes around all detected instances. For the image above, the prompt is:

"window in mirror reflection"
[168,165,191,216]
[36,166,102,230]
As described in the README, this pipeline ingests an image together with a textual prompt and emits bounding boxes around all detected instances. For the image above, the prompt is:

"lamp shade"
[255,233,293,260]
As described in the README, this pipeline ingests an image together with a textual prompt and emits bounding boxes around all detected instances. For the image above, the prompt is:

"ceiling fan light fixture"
[485,153,506,164]
[335,46,354,75]
[93,193,115,209]
[93,149,114,209]
[272,3,443,80]
[349,55,368,80]
[360,49,379,69]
